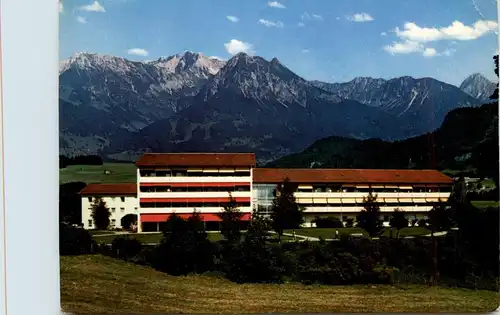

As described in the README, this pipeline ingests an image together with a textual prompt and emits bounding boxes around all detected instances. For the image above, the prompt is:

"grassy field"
[471,200,500,209]
[285,227,431,239]
[93,232,224,244]
[92,231,294,244]
[60,255,500,313]
[59,163,136,184]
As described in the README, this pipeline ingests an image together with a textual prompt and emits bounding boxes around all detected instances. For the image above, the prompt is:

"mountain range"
[59,51,495,164]
[266,101,499,185]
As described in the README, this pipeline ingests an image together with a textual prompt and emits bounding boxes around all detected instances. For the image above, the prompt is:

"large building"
[252,168,454,227]
[135,153,255,232]
[79,153,455,231]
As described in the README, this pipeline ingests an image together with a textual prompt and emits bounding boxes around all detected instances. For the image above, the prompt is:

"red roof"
[253,168,454,185]
[135,153,256,168]
[79,183,137,196]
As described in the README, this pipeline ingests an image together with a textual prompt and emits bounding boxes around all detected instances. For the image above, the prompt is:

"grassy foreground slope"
[61,255,500,313]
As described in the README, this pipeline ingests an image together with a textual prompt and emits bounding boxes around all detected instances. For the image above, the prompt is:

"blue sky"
[60,0,499,86]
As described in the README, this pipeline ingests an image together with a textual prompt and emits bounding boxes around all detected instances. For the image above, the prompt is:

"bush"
[59,225,95,255]
[111,237,142,261]
[313,216,344,228]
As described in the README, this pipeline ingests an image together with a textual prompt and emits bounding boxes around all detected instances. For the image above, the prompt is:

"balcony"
[138,207,253,214]
[300,205,434,213]
[139,176,252,184]
[138,191,252,199]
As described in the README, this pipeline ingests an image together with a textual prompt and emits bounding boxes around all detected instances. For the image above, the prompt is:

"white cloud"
[224,39,255,55]
[301,12,323,21]
[226,16,239,23]
[79,1,105,12]
[384,40,456,58]
[346,13,374,22]
[59,2,63,13]
[394,20,498,42]
[302,49,310,53]
[76,16,87,24]
[312,14,323,21]
[297,22,305,27]
[384,40,424,55]
[268,1,285,9]
[422,48,437,57]
[258,19,284,28]
[381,32,387,36]
[127,48,149,56]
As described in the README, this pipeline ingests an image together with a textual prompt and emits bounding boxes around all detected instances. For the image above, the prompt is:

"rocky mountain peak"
[459,73,497,101]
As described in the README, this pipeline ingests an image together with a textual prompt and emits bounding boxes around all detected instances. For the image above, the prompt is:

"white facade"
[82,195,138,229]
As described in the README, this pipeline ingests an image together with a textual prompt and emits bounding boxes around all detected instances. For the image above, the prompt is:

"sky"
[59,0,499,86]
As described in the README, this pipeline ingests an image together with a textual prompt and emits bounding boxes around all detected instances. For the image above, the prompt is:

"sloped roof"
[135,153,256,167]
[253,168,454,185]
[79,183,137,196]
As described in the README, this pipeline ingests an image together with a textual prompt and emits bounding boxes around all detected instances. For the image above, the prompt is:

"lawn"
[59,163,136,184]
[286,227,432,239]
[285,227,368,239]
[471,200,499,209]
[92,231,294,244]
[60,255,500,313]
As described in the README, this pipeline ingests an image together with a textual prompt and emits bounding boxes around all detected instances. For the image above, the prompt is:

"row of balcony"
[139,177,253,184]
[293,192,451,199]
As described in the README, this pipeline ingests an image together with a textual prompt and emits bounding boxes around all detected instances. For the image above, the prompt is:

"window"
[88,207,92,213]
[383,215,389,221]
[111,208,116,213]
[88,219,93,227]
[88,197,92,202]
[120,197,125,202]
[120,207,125,212]
[111,219,116,227]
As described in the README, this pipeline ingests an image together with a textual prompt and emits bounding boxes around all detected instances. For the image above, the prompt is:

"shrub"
[59,224,95,255]
[313,216,344,228]
[111,237,142,261]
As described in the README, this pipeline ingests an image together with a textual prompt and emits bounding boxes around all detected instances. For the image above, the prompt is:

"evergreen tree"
[270,177,304,241]
[91,197,111,230]
[427,200,455,233]
[490,54,498,100]
[217,193,244,244]
[156,212,213,275]
[389,208,408,238]
[356,192,384,237]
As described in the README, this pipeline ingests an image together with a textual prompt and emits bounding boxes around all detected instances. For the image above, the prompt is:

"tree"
[59,181,87,225]
[389,208,408,238]
[356,192,384,237]
[217,193,244,244]
[490,54,498,100]
[91,197,111,230]
[270,177,304,241]
[155,212,214,275]
[344,218,354,228]
[246,209,272,245]
[427,201,455,233]
[120,214,138,231]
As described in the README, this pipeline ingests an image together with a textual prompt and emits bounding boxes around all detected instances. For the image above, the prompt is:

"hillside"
[60,255,500,313]
[267,102,498,173]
